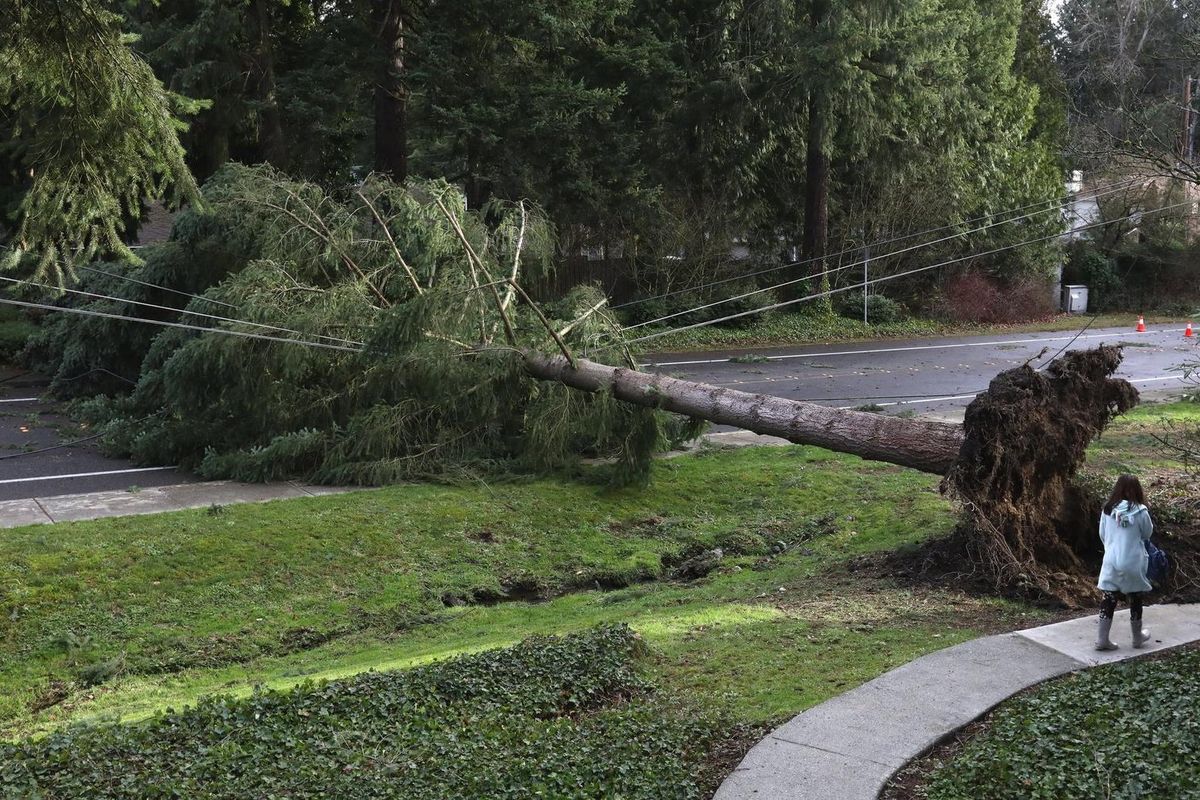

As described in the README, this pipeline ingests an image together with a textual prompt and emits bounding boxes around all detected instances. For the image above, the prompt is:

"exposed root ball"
[944,346,1139,606]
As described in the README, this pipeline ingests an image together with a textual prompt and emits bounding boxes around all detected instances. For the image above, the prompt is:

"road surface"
[643,322,1197,420]
[0,368,193,503]
[0,323,1195,504]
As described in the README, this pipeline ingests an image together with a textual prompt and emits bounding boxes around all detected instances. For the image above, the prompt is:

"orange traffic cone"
[1136,315,1146,333]
[1187,322,1194,338]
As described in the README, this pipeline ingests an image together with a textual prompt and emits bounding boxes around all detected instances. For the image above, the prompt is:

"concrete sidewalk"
[0,480,356,528]
[715,603,1200,800]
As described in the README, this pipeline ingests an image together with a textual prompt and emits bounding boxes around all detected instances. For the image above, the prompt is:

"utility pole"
[863,243,870,325]
[1184,75,1194,162]
[1187,76,1196,162]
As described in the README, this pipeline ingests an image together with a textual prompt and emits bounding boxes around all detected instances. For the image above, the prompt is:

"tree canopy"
[4,0,1069,295]
[0,0,198,282]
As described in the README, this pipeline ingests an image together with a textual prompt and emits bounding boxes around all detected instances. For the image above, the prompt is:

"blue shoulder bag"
[1146,540,1169,587]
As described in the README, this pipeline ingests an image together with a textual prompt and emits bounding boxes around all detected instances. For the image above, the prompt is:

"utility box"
[1062,284,1089,314]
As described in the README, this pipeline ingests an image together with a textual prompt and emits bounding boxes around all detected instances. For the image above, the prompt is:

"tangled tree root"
[943,346,1140,607]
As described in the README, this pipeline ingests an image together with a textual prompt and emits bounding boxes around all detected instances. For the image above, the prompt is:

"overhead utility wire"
[0,276,364,348]
[613,178,1140,311]
[0,411,164,462]
[8,203,1186,363]
[79,265,238,309]
[621,182,1138,332]
[0,298,364,353]
[616,200,1196,347]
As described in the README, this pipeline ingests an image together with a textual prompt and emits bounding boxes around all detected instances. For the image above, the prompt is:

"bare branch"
[356,189,424,295]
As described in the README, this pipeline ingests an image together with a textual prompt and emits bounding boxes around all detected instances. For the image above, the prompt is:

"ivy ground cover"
[924,646,1200,799]
[1,626,724,799]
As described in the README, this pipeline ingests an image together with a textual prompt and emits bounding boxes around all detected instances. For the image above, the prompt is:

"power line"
[613,178,1139,312]
[7,201,1184,378]
[0,297,364,353]
[1,276,364,348]
[620,181,1137,332]
[79,265,238,309]
[0,429,107,461]
[0,370,33,385]
[58,367,138,386]
[616,200,1196,347]
[1038,314,1101,368]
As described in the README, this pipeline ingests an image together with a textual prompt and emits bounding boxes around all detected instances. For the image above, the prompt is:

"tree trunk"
[250,0,286,168]
[523,346,1144,606]
[372,0,408,181]
[802,89,829,268]
[802,1,830,271]
[522,353,964,474]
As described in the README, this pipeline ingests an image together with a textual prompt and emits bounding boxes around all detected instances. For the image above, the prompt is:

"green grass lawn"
[1089,399,1200,471]
[917,645,1200,799]
[0,445,1044,741]
[1,398,1194,797]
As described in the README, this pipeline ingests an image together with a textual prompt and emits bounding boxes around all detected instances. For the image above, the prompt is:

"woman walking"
[1095,474,1154,651]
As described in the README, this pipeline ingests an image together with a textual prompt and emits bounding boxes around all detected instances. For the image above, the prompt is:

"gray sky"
[1048,0,1064,25]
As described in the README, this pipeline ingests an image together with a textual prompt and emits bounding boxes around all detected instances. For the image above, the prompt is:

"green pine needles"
[0,0,199,283]
[46,165,696,485]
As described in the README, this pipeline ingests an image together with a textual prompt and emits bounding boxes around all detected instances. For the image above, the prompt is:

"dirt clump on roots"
[941,346,1140,607]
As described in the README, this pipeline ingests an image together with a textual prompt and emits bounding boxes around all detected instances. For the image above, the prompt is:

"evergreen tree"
[0,0,198,282]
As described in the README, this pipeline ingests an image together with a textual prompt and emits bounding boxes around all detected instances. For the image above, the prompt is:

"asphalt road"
[643,322,1198,422]
[0,368,193,503]
[0,322,1195,505]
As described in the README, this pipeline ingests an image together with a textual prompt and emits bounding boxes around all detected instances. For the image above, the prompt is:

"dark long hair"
[1104,474,1148,515]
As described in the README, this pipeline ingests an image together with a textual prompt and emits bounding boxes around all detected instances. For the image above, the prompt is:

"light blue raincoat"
[1097,500,1154,594]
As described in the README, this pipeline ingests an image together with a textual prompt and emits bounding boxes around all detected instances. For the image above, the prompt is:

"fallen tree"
[38,166,1144,604]
[521,352,964,475]
[525,346,1142,605]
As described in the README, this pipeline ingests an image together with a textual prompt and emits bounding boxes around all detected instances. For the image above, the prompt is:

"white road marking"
[836,394,978,410]
[832,374,1189,410]
[0,397,40,403]
[0,466,178,486]
[644,328,1194,368]
[1129,375,1192,384]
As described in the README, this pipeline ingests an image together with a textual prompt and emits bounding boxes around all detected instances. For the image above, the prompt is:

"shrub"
[1064,240,1200,314]
[942,271,1056,324]
[837,291,907,324]
[1063,244,1121,311]
[0,626,720,800]
[0,309,35,362]
[619,280,779,330]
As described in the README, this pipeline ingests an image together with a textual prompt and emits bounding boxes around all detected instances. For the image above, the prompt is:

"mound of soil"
[941,346,1139,605]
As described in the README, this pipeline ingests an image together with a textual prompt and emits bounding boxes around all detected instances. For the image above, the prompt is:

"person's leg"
[1097,591,1119,650]
[1130,592,1150,648]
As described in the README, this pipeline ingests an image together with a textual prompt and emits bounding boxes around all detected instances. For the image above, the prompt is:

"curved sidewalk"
[715,603,1200,800]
